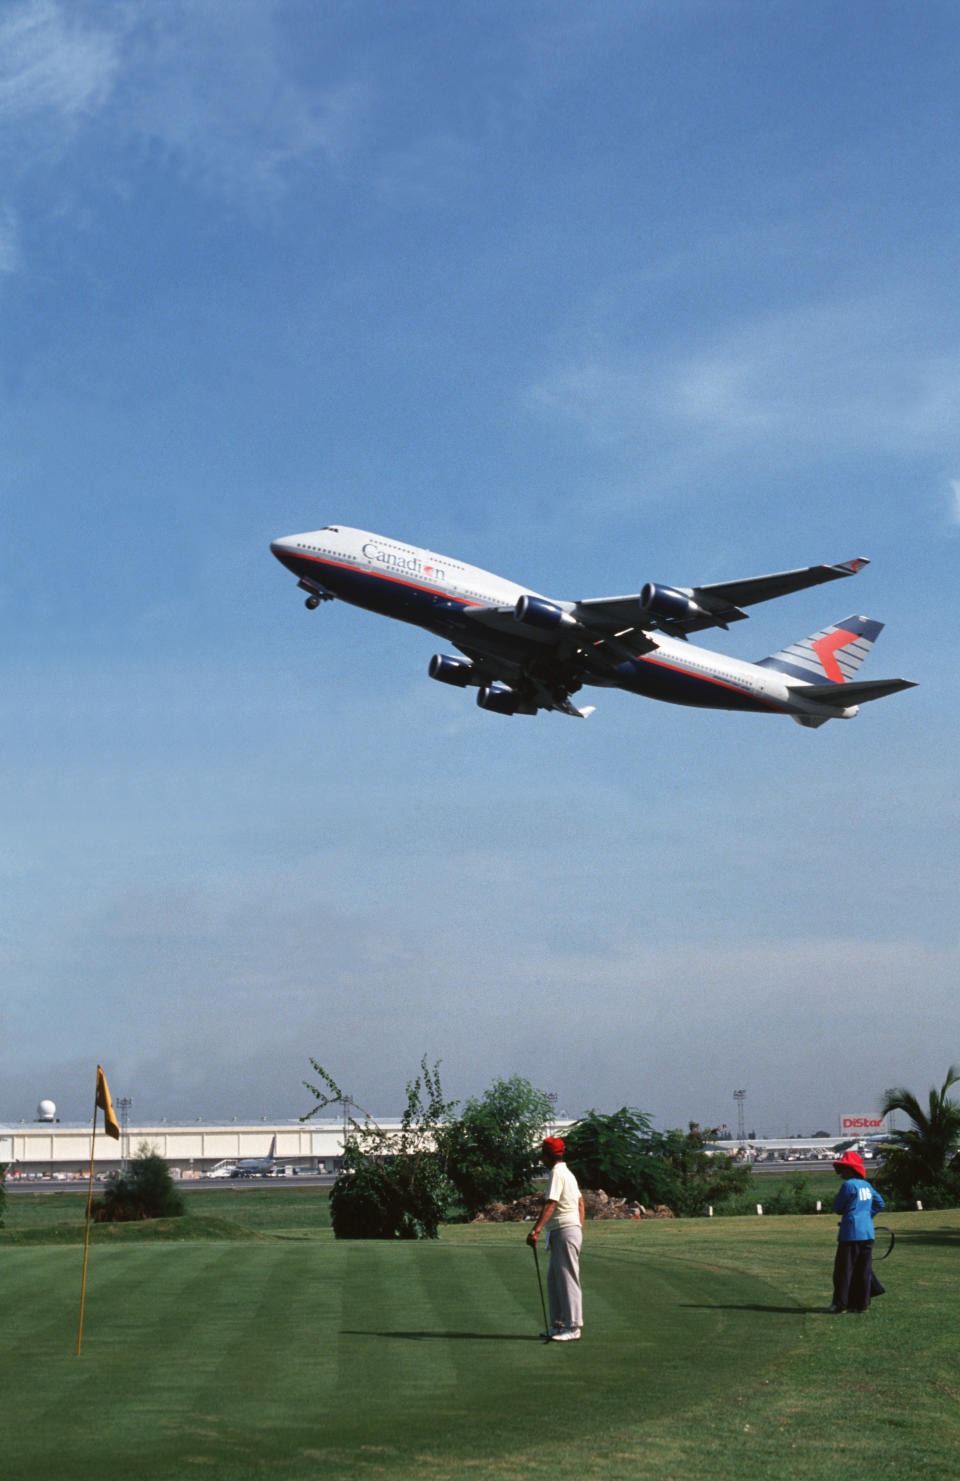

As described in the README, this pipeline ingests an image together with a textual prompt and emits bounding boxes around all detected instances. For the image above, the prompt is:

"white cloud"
[949,479,960,526]
[665,304,960,454]
[0,204,20,273]
[526,293,960,494]
[121,2,371,197]
[0,0,370,207]
[0,0,118,130]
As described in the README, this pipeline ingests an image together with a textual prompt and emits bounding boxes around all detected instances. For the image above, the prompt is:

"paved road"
[6,1173,337,1194]
[8,1160,854,1195]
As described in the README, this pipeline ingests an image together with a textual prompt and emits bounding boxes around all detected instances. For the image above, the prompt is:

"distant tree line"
[562,1109,752,1216]
[303,1059,752,1238]
[305,1055,960,1238]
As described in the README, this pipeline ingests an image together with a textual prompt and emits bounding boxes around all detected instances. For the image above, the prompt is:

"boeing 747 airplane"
[230,1136,279,1178]
[270,526,915,727]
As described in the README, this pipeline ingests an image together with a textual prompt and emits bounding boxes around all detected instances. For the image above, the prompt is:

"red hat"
[833,1150,866,1177]
[541,1137,565,1158]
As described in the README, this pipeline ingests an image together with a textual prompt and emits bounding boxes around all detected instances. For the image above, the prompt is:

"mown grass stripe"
[3,1207,960,1481]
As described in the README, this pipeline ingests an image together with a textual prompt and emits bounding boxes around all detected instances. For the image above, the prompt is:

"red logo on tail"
[812,629,859,683]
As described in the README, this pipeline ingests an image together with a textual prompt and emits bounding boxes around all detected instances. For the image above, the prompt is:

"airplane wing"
[461,557,869,649]
[571,557,870,638]
[449,556,869,715]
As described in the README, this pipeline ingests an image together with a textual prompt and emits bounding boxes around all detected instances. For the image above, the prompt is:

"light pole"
[327,1093,372,1170]
[116,1096,133,1168]
[733,1089,746,1142]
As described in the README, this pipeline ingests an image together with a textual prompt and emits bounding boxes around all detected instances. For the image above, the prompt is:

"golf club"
[874,1225,896,1260]
[531,1240,550,1341]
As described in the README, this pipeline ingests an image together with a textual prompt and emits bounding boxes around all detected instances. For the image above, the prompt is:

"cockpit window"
[319,526,339,533]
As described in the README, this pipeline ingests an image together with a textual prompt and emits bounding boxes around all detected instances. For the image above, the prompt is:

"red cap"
[541,1137,565,1158]
[833,1150,866,1177]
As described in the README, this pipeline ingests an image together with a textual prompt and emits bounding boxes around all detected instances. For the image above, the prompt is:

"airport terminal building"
[1,1114,874,1183]
[2,1115,576,1181]
[0,1119,368,1180]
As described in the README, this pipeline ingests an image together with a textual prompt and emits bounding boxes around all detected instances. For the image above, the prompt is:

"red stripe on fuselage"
[635,652,789,714]
[290,551,481,606]
[288,553,792,714]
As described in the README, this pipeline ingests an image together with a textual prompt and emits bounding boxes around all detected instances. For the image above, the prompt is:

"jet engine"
[476,684,537,716]
[429,654,476,687]
[513,594,579,630]
[639,583,711,624]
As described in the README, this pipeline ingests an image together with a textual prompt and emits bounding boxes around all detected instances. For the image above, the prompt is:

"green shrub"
[648,1124,752,1217]
[93,1146,185,1222]
[437,1077,554,1219]
[330,1151,452,1239]
[564,1107,677,1205]
[715,1173,818,1217]
[884,1170,960,1212]
[306,1057,456,1240]
[0,1164,6,1228]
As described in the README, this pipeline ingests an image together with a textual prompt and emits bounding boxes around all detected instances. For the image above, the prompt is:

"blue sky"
[3,0,957,1137]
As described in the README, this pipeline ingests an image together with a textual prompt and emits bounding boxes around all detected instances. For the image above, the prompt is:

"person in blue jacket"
[827,1149,885,1313]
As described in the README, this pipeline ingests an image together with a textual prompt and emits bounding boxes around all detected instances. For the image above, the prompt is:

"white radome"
[37,1099,56,1121]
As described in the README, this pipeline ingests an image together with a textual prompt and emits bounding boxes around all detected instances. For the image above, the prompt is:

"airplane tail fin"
[757,614,884,685]
[269,1135,277,1159]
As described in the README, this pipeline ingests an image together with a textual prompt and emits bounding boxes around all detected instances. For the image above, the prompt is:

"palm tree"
[878,1064,960,1203]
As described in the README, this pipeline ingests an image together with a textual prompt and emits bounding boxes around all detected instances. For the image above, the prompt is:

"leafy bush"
[886,1169,960,1212]
[647,1124,753,1217]
[330,1149,453,1239]
[93,1145,185,1222]
[306,1057,456,1239]
[436,1076,554,1218]
[525,1110,753,1217]
[714,1172,818,1217]
[0,1164,6,1228]
[564,1107,676,1205]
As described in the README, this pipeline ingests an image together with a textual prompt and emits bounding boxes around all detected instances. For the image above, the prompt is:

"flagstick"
[77,1079,99,1356]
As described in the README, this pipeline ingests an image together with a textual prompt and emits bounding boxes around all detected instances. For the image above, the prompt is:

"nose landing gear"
[298,580,333,610]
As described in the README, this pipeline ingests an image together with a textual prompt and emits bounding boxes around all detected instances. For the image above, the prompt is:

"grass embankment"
[2,1183,957,1481]
[0,1184,333,1243]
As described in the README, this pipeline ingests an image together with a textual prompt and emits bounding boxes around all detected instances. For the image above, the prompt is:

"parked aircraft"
[270,526,915,727]
[230,1136,278,1178]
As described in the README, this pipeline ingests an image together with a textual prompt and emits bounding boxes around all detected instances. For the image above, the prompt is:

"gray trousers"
[547,1225,583,1329]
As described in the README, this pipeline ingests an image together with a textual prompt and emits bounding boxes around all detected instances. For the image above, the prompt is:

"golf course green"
[3,1188,958,1480]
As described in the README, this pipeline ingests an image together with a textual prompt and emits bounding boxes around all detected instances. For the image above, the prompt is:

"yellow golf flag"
[95,1065,120,1140]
